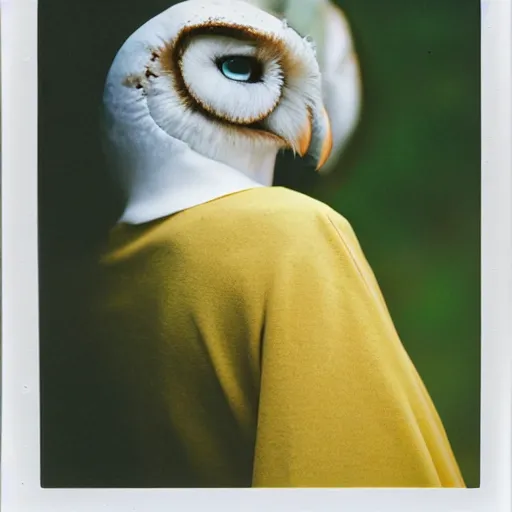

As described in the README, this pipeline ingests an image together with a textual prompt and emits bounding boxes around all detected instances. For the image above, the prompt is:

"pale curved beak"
[315,106,333,171]
[293,105,333,170]
[296,112,313,158]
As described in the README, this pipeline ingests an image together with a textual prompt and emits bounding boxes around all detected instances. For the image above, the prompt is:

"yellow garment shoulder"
[99,186,465,488]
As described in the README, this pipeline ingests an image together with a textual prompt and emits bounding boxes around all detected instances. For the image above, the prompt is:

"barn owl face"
[102,0,332,224]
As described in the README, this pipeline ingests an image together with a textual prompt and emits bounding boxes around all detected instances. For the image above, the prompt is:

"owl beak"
[296,114,313,158]
[292,106,333,170]
[314,107,333,171]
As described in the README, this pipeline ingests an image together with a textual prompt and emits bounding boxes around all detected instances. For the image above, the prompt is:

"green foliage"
[312,0,480,487]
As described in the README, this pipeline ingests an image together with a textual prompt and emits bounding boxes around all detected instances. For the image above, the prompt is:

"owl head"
[102,0,333,223]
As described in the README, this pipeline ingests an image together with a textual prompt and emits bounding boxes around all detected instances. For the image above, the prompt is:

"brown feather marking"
[162,25,285,116]
[123,73,143,89]
[153,22,306,145]
[145,68,159,79]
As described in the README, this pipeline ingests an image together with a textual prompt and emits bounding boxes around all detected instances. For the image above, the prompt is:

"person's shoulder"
[236,186,329,214]
[212,187,364,263]
[221,186,352,231]
[253,187,355,238]
[104,187,356,263]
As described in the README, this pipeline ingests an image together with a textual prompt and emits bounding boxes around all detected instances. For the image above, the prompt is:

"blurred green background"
[39,0,480,488]
[309,0,481,487]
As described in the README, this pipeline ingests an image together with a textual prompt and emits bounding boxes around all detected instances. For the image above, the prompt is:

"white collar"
[117,142,264,225]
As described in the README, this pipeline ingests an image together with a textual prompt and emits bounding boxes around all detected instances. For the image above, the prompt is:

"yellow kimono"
[70,186,465,488]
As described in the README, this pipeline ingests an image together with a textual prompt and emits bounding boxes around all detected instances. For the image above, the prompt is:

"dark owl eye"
[217,56,263,83]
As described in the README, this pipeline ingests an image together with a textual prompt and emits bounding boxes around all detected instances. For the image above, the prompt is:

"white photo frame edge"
[1,0,511,510]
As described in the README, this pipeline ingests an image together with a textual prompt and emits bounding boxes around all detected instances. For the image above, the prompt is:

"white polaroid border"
[2,0,511,510]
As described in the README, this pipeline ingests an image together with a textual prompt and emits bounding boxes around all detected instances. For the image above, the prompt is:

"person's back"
[42,187,465,488]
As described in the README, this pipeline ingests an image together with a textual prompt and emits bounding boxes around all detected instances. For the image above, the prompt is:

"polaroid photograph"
[1,0,511,510]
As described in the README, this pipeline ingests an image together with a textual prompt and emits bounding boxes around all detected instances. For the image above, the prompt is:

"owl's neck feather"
[206,143,278,187]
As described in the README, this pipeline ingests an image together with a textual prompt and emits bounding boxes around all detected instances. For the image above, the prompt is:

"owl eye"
[217,56,263,83]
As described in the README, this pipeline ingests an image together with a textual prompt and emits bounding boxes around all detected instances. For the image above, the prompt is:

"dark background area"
[39,0,480,486]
